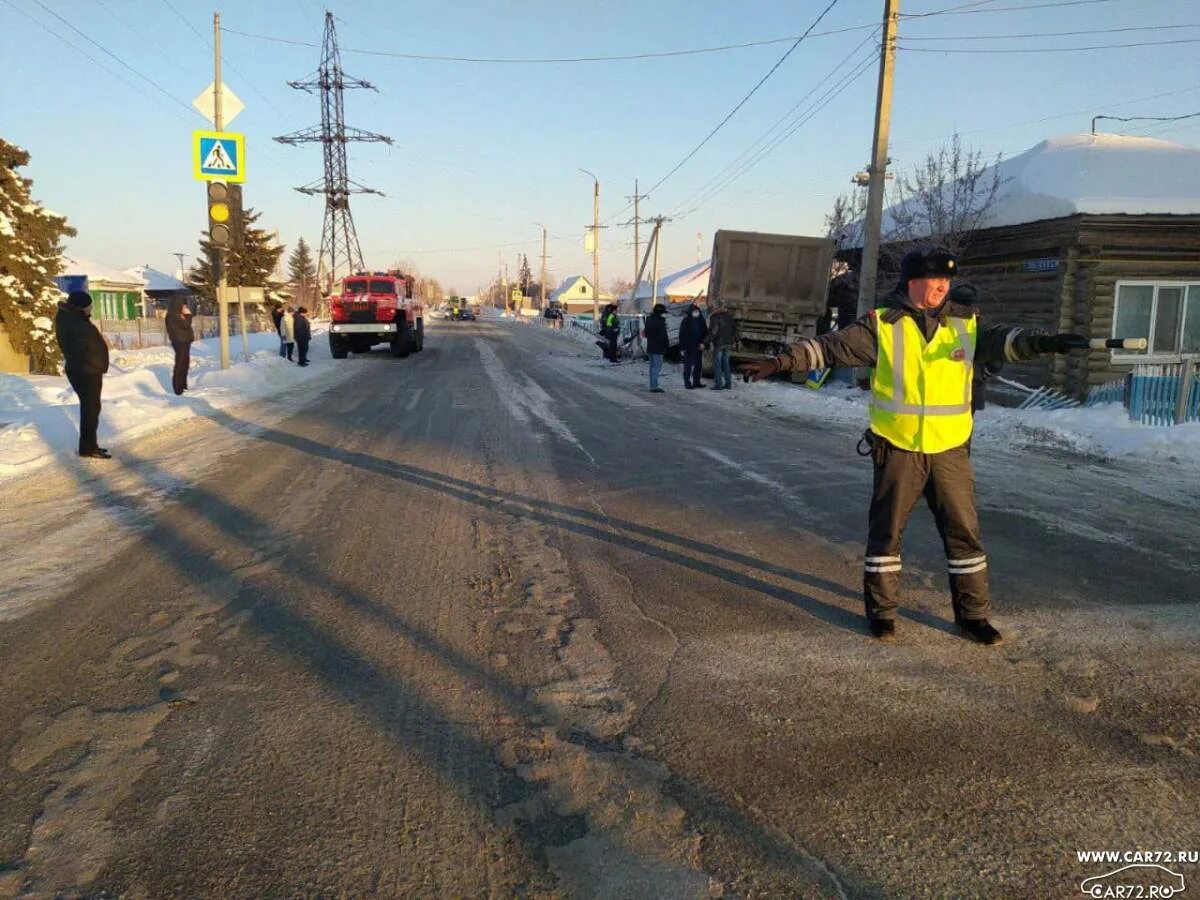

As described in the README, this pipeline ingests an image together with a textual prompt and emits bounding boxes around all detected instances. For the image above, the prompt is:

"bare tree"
[825,133,1005,274]
[886,133,1004,259]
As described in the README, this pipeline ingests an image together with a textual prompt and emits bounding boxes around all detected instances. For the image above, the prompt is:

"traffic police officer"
[742,248,1083,645]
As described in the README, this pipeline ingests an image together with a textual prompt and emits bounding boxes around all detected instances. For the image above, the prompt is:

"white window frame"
[1111,279,1200,362]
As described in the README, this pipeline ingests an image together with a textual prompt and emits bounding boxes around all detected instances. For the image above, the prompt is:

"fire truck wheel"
[392,322,413,358]
[329,335,349,359]
[414,320,424,352]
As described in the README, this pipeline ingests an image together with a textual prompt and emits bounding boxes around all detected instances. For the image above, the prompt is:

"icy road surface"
[0,317,1196,897]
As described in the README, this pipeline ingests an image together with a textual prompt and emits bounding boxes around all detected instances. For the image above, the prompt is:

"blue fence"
[1127,362,1200,427]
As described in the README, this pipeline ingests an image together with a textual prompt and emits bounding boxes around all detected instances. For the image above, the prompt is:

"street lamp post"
[579,168,600,322]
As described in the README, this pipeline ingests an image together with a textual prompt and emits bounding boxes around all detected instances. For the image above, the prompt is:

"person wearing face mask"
[740,247,1085,646]
[678,302,708,389]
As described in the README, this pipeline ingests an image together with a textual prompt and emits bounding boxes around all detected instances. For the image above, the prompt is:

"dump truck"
[705,230,834,377]
[328,270,424,359]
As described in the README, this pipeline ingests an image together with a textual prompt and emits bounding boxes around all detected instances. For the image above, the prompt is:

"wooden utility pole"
[856,0,900,318]
[539,225,549,311]
[214,11,231,369]
[580,169,601,321]
[626,179,648,293]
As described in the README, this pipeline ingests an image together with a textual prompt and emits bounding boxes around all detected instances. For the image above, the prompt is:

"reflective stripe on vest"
[870,310,977,453]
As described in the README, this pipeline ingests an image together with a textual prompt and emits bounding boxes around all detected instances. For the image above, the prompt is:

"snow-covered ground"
[499,313,1200,469]
[0,326,352,482]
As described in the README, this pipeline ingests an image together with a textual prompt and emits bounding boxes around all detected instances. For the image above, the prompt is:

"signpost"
[192,81,244,127]
[193,130,245,183]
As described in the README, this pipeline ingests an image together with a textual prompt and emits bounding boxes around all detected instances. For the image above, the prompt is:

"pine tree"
[0,138,76,374]
[287,236,317,305]
[189,207,286,308]
[518,254,532,295]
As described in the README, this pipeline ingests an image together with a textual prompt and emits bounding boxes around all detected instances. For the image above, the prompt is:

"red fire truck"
[328,270,425,359]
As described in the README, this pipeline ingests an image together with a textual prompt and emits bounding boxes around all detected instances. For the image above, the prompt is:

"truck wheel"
[329,334,349,359]
[414,319,424,352]
[392,321,413,358]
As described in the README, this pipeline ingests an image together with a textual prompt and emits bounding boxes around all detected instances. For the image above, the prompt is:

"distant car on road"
[457,307,477,321]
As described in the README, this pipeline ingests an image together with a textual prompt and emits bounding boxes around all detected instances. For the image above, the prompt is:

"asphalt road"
[1,318,1197,898]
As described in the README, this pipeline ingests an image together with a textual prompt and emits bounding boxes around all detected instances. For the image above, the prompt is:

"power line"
[665,33,879,219]
[222,19,882,64]
[899,36,1200,52]
[604,0,842,227]
[24,0,197,116]
[902,0,1120,16]
[903,22,1200,40]
[159,0,287,117]
[673,54,878,221]
[3,0,193,123]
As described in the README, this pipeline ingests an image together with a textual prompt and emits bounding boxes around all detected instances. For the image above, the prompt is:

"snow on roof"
[123,264,189,293]
[620,259,711,303]
[847,133,1200,246]
[60,254,145,289]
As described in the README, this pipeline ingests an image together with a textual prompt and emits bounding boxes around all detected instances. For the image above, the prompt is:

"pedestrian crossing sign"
[193,130,245,183]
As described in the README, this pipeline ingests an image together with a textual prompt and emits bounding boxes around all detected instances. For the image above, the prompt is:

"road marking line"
[406,388,424,411]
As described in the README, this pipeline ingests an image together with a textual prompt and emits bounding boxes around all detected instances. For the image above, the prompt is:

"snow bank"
[0,326,350,481]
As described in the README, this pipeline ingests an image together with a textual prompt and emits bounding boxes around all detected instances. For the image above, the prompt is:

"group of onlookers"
[271,303,312,366]
[642,300,736,393]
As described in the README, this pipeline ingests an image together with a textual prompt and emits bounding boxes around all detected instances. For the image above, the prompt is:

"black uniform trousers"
[864,439,989,622]
[66,370,103,455]
[297,338,310,366]
[682,348,703,386]
[171,340,191,395]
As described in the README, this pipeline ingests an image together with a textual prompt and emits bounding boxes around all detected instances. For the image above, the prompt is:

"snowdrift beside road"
[0,326,349,482]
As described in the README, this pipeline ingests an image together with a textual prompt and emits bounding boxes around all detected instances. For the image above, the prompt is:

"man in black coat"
[678,302,708,389]
[294,306,312,367]
[164,296,194,395]
[644,303,669,393]
[53,290,111,459]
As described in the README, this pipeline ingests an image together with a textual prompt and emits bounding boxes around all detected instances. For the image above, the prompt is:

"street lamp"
[579,168,600,322]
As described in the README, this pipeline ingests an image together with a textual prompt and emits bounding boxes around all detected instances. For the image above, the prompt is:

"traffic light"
[206,182,243,249]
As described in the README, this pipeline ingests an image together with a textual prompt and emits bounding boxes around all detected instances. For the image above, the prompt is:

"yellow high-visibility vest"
[870,309,977,453]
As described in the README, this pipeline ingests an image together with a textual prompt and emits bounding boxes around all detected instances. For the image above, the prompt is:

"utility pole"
[173,252,187,280]
[580,169,601,321]
[856,0,900,319]
[534,223,549,311]
[650,218,663,310]
[626,179,648,293]
[212,12,231,370]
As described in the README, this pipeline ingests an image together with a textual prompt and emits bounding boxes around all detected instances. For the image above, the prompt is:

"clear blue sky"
[2,0,1197,294]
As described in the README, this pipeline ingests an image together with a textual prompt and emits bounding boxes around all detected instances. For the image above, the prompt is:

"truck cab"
[328,270,424,359]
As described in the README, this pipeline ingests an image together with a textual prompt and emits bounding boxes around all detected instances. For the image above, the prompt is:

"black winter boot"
[955,616,1003,645]
[867,618,895,642]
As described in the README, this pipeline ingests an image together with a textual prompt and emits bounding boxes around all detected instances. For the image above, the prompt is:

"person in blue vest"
[740,248,1085,645]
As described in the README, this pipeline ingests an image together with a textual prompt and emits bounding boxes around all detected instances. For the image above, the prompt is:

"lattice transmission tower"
[275,12,391,288]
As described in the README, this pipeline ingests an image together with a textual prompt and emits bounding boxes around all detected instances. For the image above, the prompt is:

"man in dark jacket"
[294,306,312,367]
[164,296,194,395]
[643,303,669,393]
[678,302,708,389]
[271,303,286,358]
[54,290,111,459]
[706,301,736,390]
[741,248,1089,646]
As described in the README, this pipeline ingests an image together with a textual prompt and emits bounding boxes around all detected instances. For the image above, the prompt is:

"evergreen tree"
[189,207,286,308]
[287,236,317,305]
[518,254,532,295]
[0,138,75,374]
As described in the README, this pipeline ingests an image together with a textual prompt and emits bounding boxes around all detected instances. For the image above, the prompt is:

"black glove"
[1030,333,1089,354]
